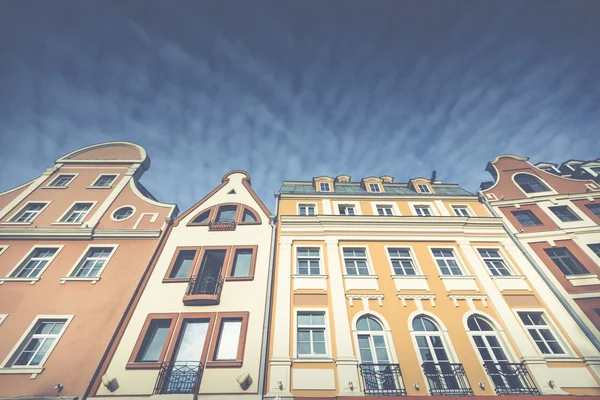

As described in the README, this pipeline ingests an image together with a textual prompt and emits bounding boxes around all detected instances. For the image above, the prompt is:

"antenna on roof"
[430,170,436,183]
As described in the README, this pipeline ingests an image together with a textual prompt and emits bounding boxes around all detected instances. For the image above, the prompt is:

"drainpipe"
[478,192,600,352]
[258,194,279,399]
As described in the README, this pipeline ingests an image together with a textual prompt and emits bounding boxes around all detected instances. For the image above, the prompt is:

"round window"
[112,206,134,221]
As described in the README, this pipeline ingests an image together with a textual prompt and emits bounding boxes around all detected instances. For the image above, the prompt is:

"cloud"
[0,0,599,212]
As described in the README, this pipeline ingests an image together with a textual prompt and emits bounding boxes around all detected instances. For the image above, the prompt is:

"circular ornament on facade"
[111,206,135,221]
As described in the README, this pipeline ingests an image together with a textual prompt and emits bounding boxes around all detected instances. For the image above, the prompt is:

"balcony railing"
[186,275,223,296]
[359,363,406,396]
[208,220,236,231]
[155,361,202,394]
[483,362,539,396]
[422,362,473,396]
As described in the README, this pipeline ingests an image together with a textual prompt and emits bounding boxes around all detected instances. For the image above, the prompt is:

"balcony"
[208,220,236,231]
[359,363,406,396]
[154,361,202,394]
[422,362,473,396]
[183,275,224,305]
[483,362,539,395]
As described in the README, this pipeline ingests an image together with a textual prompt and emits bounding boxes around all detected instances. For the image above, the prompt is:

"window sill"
[293,357,334,363]
[41,186,68,189]
[0,222,33,226]
[342,274,378,279]
[86,186,112,189]
[205,360,243,368]
[439,275,475,279]
[225,276,254,282]
[0,277,40,285]
[565,274,600,287]
[60,277,100,284]
[0,367,44,377]
[292,274,328,279]
[126,362,161,370]
[51,222,83,226]
[490,274,526,280]
[162,277,191,283]
[391,274,427,279]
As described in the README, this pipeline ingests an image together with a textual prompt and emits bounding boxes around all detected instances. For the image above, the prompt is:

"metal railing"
[155,361,202,394]
[208,220,236,231]
[359,363,406,396]
[483,362,539,395]
[186,275,223,296]
[422,362,473,396]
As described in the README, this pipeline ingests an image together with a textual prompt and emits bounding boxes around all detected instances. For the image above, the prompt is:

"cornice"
[279,193,477,201]
[0,227,162,239]
[489,192,599,207]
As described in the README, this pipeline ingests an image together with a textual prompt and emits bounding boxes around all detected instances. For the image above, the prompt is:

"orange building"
[0,142,177,399]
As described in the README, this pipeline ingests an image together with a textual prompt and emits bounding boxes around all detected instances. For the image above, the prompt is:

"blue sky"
[1,1,599,212]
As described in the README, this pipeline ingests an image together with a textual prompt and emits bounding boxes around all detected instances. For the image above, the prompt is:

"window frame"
[56,201,97,224]
[338,204,357,215]
[511,210,542,227]
[474,247,514,276]
[543,247,589,276]
[417,183,431,193]
[297,203,317,216]
[62,245,118,282]
[293,309,332,359]
[429,246,467,276]
[585,203,600,219]
[375,204,394,216]
[588,243,600,259]
[512,173,553,195]
[319,182,331,192]
[226,245,258,281]
[548,205,582,222]
[45,173,78,188]
[341,246,374,276]
[164,312,217,368]
[295,246,323,276]
[163,246,202,282]
[451,205,471,217]
[89,174,119,188]
[110,205,136,222]
[127,313,179,369]
[514,310,570,357]
[187,203,262,226]
[385,246,421,276]
[6,201,51,224]
[206,312,249,368]
[3,245,64,283]
[0,245,7,257]
[368,183,382,193]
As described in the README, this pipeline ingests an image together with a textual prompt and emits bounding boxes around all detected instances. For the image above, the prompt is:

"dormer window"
[417,184,431,193]
[369,183,381,193]
[514,174,550,193]
[320,182,331,192]
[216,205,237,223]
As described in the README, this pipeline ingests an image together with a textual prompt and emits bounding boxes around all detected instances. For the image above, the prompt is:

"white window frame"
[0,315,74,374]
[333,201,362,216]
[297,203,317,216]
[319,182,331,192]
[340,245,374,276]
[537,199,591,228]
[451,205,472,217]
[55,201,97,225]
[110,205,137,222]
[408,202,439,217]
[414,205,433,217]
[417,183,431,193]
[473,247,515,276]
[428,246,468,276]
[384,245,422,276]
[368,183,382,193]
[514,309,572,358]
[0,245,8,257]
[295,246,323,275]
[1,245,64,284]
[62,245,118,283]
[0,314,7,326]
[293,308,332,360]
[44,173,78,189]
[89,174,119,189]
[5,201,51,224]
[372,202,400,216]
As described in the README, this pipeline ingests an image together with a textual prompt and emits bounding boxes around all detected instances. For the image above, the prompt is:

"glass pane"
[312,330,325,342]
[357,317,370,331]
[232,250,252,277]
[313,341,326,355]
[138,320,171,362]
[215,320,242,360]
[298,342,311,355]
[434,348,449,361]
[311,314,325,325]
[174,321,209,362]
[171,250,195,278]
[36,322,54,334]
[242,210,257,222]
[375,348,389,362]
[422,318,438,331]
[297,330,310,341]
[297,314,310,325]
[49,323,65,335]
[216,206,237,222]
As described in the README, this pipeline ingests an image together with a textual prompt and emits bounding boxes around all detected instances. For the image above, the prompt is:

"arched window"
[242,209,257,223]
[514,174,550,193]
[188,203,261,227]
[192,210,210,224]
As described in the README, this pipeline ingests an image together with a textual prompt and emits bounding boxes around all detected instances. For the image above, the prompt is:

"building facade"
[480,155,600,339]
[266,174,600,399]
[89,171,273,400]
[0,142,177,398]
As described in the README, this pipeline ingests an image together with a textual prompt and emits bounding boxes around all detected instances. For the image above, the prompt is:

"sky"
[1,0,599,212]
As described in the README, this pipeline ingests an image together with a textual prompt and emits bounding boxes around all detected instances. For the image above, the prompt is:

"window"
[388,248,417,275]
[135,320,172,362]
[343,248,370,275]
[417,184,431,193]
[48,174,75,187]
[452,206,470,217]
[512,210,542,227]
[60,202,93,223]
[549,206,581,222]
[586,204,600,218]
[415,205,432,217]
[112,206,134,221]
[192,210,210,224]
[544,248,588,275]
[376,205,393,216]
[518,312,565,355]
[242,209,257,222]
[478,249,511,276]
[70,247,114,278]
[10,247,58,279]
[319,182,331,192]
[216,205,237,223]
[9,202,47,223]
[514,174,550,193]
[589,244,600,258]
[169,249,197,279]
[214,319,242,360]
[297,248,321,275]
[7,319,68,367]
[299,204,316,216]
[230,249,253,277]
[338,204,356,215]
[369,183,381,193]
[92,174,117,187]
[297,312,327,357]
[432,249,463,276]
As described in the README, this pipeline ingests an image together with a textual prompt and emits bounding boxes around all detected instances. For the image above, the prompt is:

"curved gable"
[57,142,146,163]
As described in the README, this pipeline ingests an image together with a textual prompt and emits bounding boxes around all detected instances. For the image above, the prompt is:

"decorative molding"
[397,294,436,309]
[448,294,488,309]
[0,228,162,239]
[346,294,384,308]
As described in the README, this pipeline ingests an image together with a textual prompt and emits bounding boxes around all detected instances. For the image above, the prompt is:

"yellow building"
[266,175,600,399]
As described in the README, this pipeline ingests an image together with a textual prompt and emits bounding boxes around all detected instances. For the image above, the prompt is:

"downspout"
[258,193,279,399]
[478,192,600,352]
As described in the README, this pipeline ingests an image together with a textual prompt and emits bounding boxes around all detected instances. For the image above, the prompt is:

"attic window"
[369,183,381,193]
[242,209,257,223]
[417,184,431,193]
[216,205,237,223]
[193,210,210,224]
[320,182,331,192]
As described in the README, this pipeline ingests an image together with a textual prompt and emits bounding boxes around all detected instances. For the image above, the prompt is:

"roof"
[280,182,474,196]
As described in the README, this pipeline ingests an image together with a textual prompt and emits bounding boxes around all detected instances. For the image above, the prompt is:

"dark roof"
[280,183,474,196]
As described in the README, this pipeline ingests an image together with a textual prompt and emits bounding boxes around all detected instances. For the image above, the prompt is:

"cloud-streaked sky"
[1,0,599,212]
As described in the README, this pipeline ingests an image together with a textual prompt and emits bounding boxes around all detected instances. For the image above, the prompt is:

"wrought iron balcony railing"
[483,362,539,395]
[359,363,406,396]
[154,361,202,394]
[186,275,223,296]
[422,362,473,396]
[208,220,236,231]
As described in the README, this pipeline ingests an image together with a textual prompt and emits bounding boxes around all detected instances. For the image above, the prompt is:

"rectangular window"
[518,312,565,355]
[169,249,197,279]
[214,319,242,360]
[297,248,321,275]
[10,202,47,223]
[549,206,581,222]
[11,247,58,279]
[48,174,75,187]
[338,205,356,215]
[216,205,237,222]
[7,319,68,367]
[388,248,417,275]
[297,312,327,357]
[343,248,370,275]
[92,174,117,187]
[589,244,600,258]
[369,183,381,193]
[452,206,470,217]
[415,205,432,217]
[478,249,511,276]
[298,204,315,216]
[230,249,253,277]
[319,182,331,192]
[60,202,93,223]
[71,247,115,278]
[432,249,463,276]
[544,247,588,275]
[512,210,542,227]
[135,320,172,362]
[376,205,393,216]
[586,204,600,218]
[417,184,431,193]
